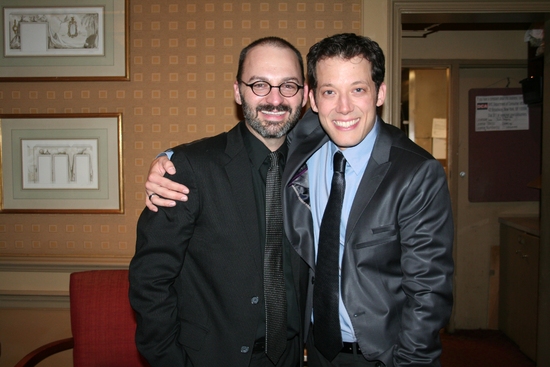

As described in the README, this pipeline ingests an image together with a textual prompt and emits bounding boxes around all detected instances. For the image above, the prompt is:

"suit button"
[251,296,259,304]
[311,276,315,284]
[241,346,250,353]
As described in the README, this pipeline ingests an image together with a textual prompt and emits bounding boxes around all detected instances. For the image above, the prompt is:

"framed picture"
[0,113,123,213]
[0,0,128,81]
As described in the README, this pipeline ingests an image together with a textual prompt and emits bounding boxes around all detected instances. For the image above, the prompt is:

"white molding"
[0,256,131,272]
[0,292,70,309]
[0,257,129,308]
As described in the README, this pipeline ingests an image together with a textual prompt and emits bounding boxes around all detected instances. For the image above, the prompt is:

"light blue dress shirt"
[308,120,379,342]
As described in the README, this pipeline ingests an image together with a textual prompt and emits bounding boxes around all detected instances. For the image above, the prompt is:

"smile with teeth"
[333,118,359,128]
[262,110,286,116]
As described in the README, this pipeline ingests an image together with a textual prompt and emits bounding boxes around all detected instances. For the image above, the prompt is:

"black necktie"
[264,151,287,364]
[313,151,346,361]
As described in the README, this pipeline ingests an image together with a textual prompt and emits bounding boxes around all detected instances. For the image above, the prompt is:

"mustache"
[256,104,291,113]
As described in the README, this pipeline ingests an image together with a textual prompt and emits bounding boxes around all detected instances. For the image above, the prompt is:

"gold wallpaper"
[0,0,361,261]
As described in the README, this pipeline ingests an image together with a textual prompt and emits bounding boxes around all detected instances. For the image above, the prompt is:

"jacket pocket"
[178,318,209,351]
[354,225,397,249]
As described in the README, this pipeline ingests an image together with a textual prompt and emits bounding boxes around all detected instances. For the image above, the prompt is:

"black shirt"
[240,122,300,341]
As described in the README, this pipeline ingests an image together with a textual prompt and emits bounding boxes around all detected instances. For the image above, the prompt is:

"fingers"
[161,157,177,175]
[146,191,178,211]
[145,154,189,210]
[145,192,159,212]
[147,159,189,197]
[145,179,188,201]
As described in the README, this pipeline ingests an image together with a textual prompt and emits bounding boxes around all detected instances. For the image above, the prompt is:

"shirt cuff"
[156,149,173,160]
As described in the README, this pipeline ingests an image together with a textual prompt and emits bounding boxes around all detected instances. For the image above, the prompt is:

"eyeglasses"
[241,81,303,98]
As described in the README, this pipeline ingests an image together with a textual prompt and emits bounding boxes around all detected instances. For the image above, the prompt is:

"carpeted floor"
[440,329,535,367]
[304,329,535,366]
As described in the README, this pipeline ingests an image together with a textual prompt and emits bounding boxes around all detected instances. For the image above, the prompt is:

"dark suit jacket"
[129,121,308,367]
[282,110,454,367]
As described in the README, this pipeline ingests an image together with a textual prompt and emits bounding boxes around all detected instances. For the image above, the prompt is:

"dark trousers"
[249,335,302,367]
[305,330,384,367]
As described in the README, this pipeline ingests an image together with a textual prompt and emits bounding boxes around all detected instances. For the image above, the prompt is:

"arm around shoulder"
[145,151,190,211]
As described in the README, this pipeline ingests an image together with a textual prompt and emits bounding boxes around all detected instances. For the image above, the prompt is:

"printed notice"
[475,94,529,131]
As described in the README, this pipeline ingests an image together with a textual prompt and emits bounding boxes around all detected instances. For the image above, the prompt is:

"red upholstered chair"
[15,270,150,367]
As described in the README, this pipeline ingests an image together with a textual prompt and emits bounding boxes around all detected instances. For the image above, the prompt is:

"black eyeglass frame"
[240,80,304,98]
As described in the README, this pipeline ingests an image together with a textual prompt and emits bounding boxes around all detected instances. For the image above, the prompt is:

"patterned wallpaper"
[0,0,361,261]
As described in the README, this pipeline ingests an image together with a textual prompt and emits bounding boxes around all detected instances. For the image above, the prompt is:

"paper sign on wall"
[475,94,529,131]
[432,118,447,138]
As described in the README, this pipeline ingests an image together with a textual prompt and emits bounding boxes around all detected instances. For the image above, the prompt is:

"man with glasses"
[129,37,309,367]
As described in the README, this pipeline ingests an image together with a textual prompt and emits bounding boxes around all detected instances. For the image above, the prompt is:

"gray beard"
[241,96,301,139]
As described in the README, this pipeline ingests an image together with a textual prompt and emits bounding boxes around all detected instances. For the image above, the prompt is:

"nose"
[336,94,352,114]
[264,87,285,106]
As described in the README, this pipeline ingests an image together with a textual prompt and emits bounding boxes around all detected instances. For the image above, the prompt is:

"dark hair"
[307,33,385,92]
[236,37,305,83]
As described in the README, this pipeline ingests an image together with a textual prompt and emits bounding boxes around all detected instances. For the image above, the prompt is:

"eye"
[253,81,269,90]
[281,82,298,91]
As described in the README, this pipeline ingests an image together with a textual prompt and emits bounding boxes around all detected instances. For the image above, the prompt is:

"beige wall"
[0,1,361,366]
[1,309,72,367]
[0,0,361,260]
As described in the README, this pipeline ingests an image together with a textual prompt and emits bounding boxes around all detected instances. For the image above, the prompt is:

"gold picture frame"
[0,0,128,81]
[0,113,123,213]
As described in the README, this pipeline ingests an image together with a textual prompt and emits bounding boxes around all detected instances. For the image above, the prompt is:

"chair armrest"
[14,337,74,367]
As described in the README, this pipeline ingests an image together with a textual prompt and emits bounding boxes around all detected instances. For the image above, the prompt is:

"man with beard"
[129,37,310,367]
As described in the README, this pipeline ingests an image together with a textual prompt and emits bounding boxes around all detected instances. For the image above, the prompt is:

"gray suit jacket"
[130,121,308,367]
[282,110,454,367]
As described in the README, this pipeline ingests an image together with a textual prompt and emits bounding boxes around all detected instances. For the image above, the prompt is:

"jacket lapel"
[284,117,329,187]
[346,120,393,241]
[224,122,263,274]
[284,112,328,269]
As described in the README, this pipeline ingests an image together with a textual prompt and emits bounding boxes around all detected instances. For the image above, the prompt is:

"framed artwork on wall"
[0,0,128,81]
[0,113,123,213]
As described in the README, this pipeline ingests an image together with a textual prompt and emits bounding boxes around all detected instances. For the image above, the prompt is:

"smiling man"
[282,33,454,367]
[129,37,310,367]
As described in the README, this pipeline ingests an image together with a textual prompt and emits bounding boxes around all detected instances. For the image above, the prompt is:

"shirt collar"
[329,117,380,175]
[241,121,288,170]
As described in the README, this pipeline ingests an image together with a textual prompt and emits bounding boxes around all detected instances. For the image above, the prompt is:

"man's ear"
[308,89,318,112]
[234,81,242,105]
[301,84,310,108]
[376,82,387,107]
